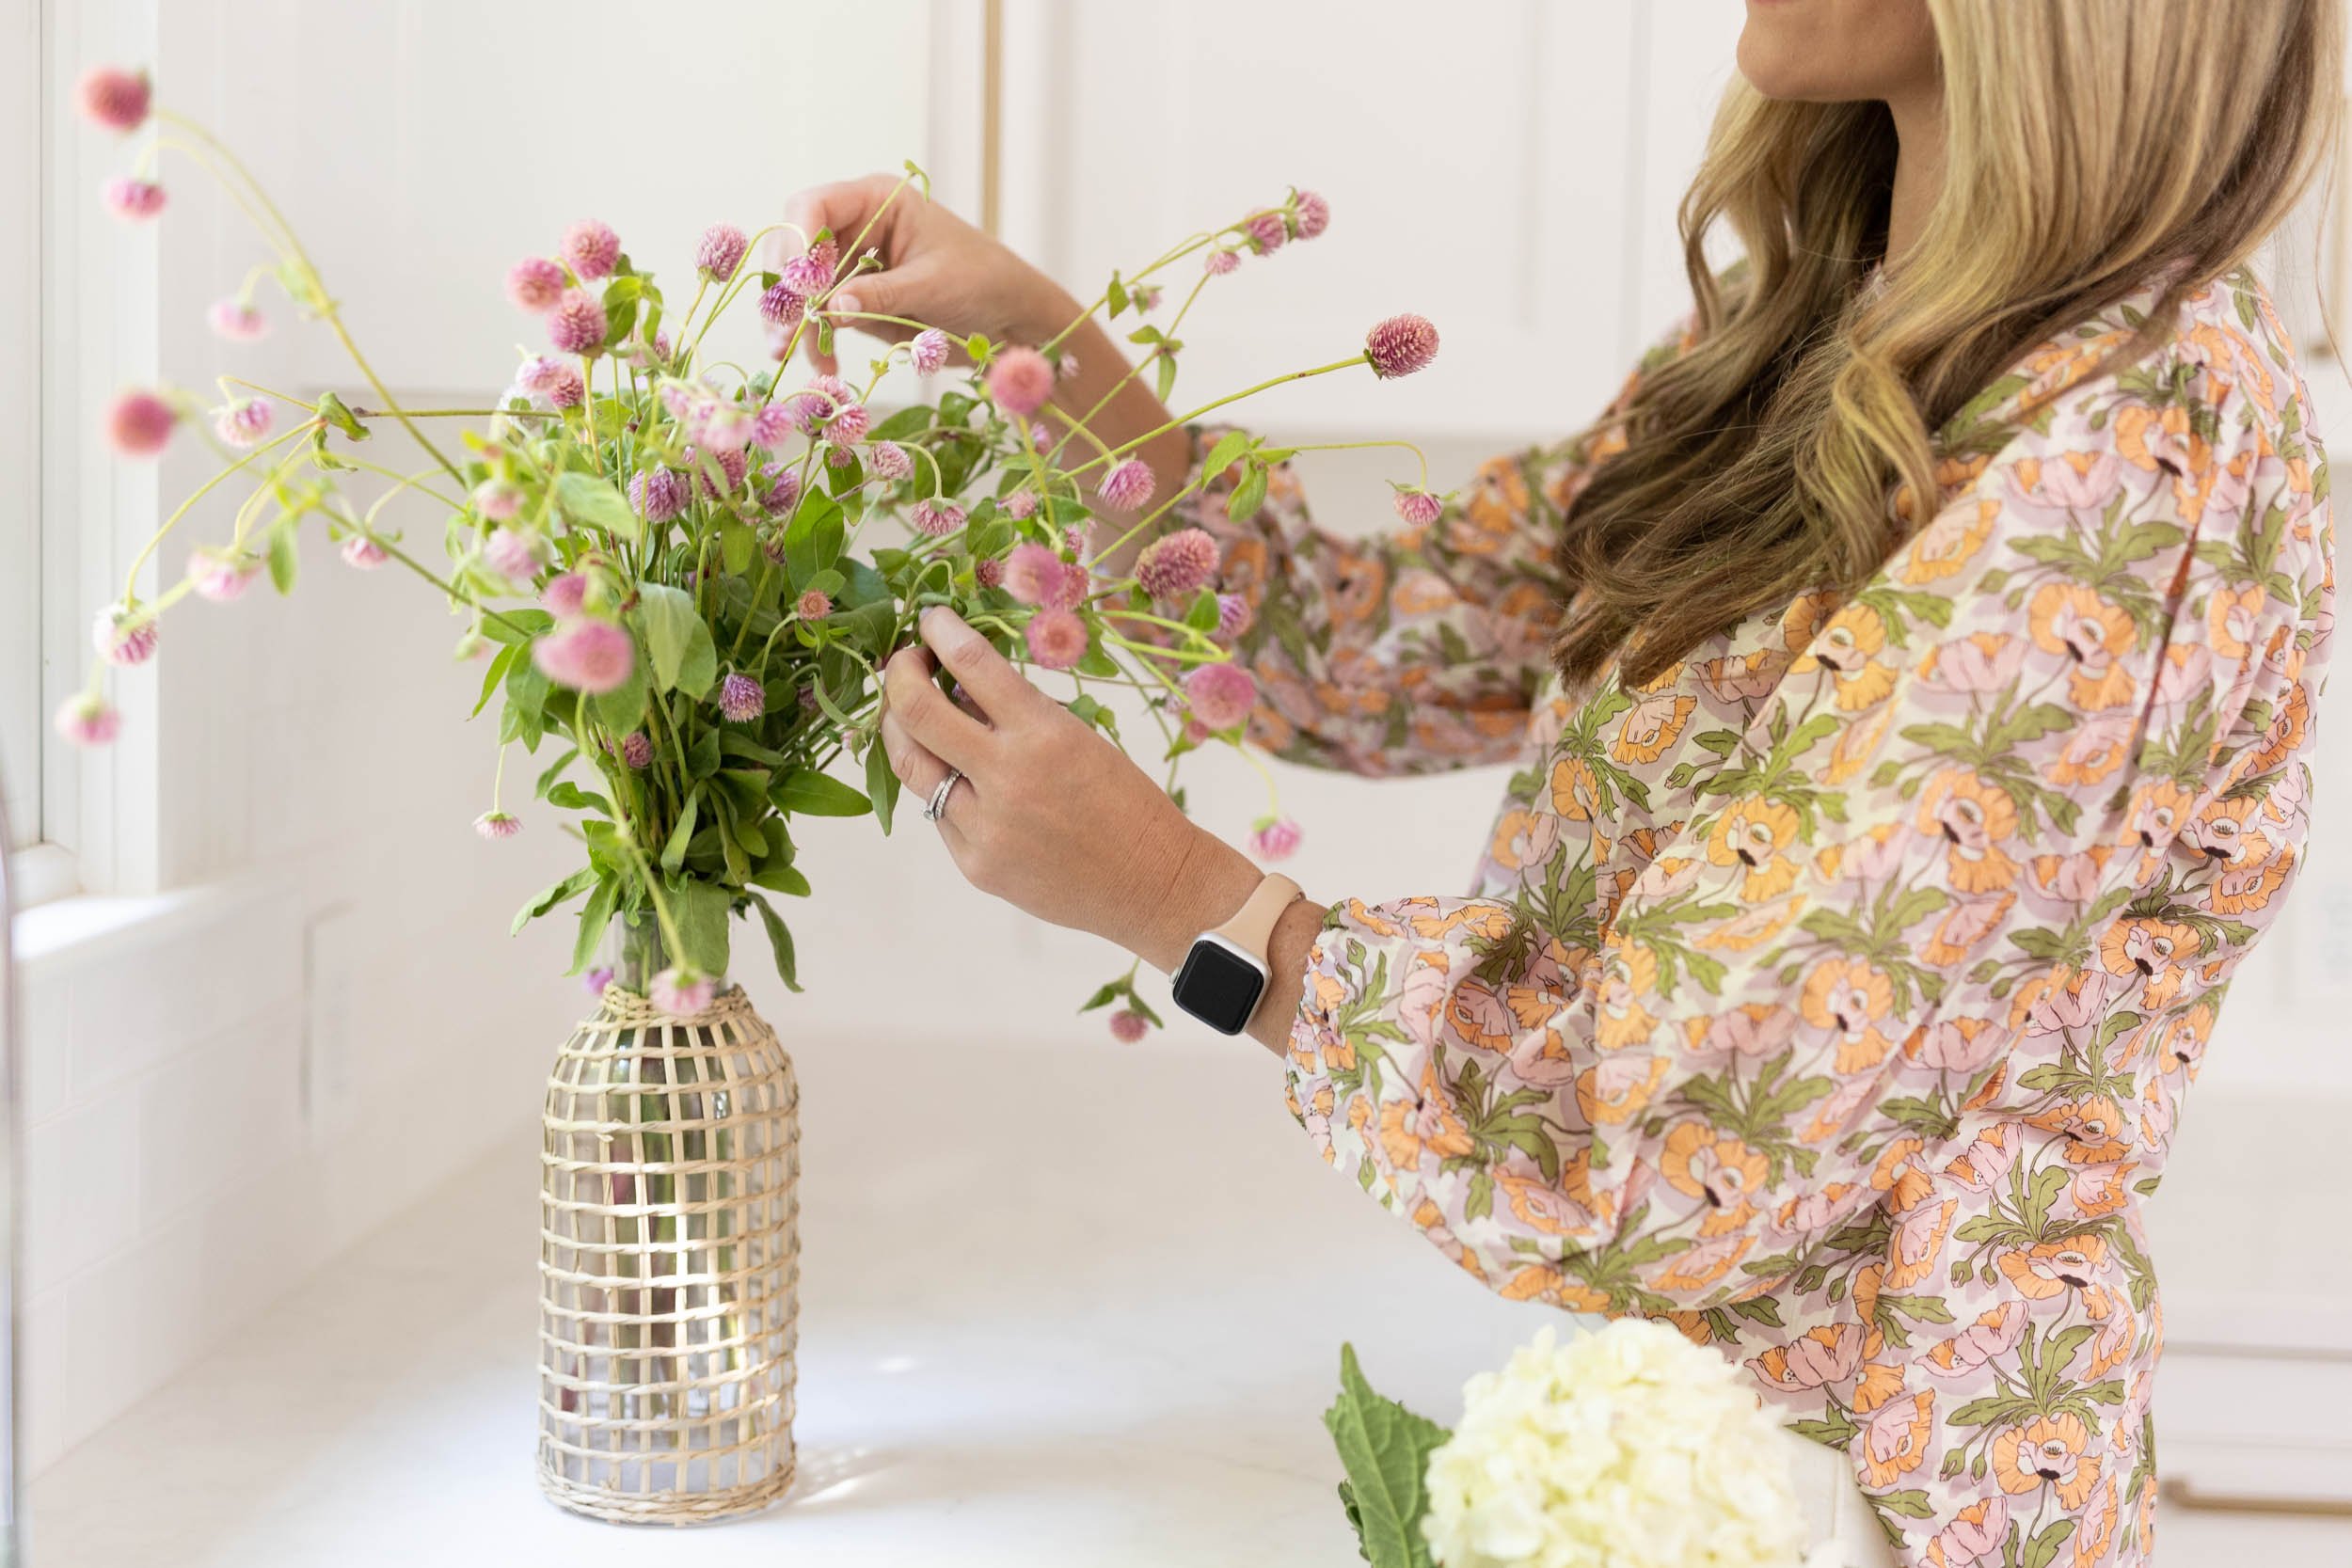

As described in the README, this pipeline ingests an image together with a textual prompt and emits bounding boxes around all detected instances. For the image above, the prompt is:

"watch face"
[1173,938,1269,1036]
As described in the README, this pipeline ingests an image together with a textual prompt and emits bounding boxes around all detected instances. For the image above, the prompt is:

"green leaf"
[750,892,803,992]
[313,390,371,442]
[1322,1344,1448,1568]
[667,879,733,977]
[554,471,640,541]
[773,767,873,817]
[512,866,597,936]
[866,739,900,834]
[1200,429,1252,482]
[633,582,720,698]
[568,876,619,975]
[266,518,299,594]
[481,608,553,647]
[473,642,519,718]
[587,645,649,731]
[1226,461,1268,521]
[660,793,701,874]
[532,746,580,800]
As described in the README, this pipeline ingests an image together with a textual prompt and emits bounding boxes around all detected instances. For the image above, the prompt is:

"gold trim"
[980,0,1004,237]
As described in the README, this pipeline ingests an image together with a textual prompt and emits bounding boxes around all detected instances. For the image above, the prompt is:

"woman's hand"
[783,174,1074,373]
[878,607,1264,973]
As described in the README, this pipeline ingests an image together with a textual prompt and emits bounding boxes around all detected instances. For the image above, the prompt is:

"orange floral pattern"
[1189,272,2330,1568]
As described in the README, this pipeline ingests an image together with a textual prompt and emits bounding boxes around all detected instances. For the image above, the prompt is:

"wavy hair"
[1553,0,2343,689]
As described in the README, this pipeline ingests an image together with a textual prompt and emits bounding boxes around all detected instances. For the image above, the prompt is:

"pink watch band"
[1211,873,1304,965]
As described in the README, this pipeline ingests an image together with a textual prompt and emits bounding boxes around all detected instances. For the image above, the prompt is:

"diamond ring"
[923,768,964,824]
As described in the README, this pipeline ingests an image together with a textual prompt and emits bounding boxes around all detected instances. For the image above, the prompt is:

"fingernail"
[834,292,861,314]
[922,606,977,653]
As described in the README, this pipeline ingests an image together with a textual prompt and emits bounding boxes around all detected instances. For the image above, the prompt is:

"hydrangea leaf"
[1322,1344,1447,1568]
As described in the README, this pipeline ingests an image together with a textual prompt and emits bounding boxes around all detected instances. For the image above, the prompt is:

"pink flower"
[1249,816,1301,861]
[974,557,1004,589]
[780,250,834,296]
[483,527,541,583]
[1025,609,1088,670]
[796,588,832,620]
[516,355,584,409]
[92,604,157,666]
[650,967,717,1016]
[185,546,257,602]
[1928,1497,2008,1567]
[1005,542,1086,609]
[1364,313,1440,379]
[1247,212,1287,253]
[1184,661,1256,730]
[583,965,615,996]
[561,219,620,282]
[910,327,951,374]
[823,403,869,446]
[208,299,268,341]
[695,223,748,281]
[1744,1323,1866,1394]
[341,535,388,570]
[1003,489,1040,520]
[1204,249,1240,276]
[629,467,689,523]
[1293,189,1330,240]
[1215,592,1251,641]
[716,671,765,722]
[474,811,522,840]
[1099,458,1155,512]
[1108,1009,1150,1044]
[103,178,166,221]
[473,478,522,521]
[760,463,803,515]
[1392,487,1443,527]
[758,281,805,326]
[532,618,635,693]
[547,289,607,356]
[787,374,855,436]
[620,730,653,769]
[750,404,795,451]
[506,257,567,311]
[868,441,914,481]
[77,67,151,132]
[1135,527,1219,599]
[910,499,965,537]
[1132,284,1163,313]
[106,389,176,456]
[54,693,120,748]
[700,404,754,452]
[985,347,1055,418]
[212,398,272,448]
[686,443,749,498]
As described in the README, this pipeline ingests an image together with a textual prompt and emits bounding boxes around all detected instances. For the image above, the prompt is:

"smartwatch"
[1171,874,1304,1035]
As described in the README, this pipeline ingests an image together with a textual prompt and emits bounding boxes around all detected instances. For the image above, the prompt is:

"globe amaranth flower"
[54,693,120,748]
[506,257,567,311]
[822,402,869,446]
[985,347,1055,418]
[1025,608,1088,671]
[538,572,588,617]
[1246,212,1287,254]
[796,588,832,621]
[106,389,176,456]
[185,546,258,602]
[787,373,856,436]
[1392,486,1444,527]
[471,478,523,522]
[213,398,272,448]
[695,223,748,282]
[699,403,754,453]
[341,535,388,570]
[1003,489,1039,520]
[620,730,654,769]
[909,499,965,537]
[1215,592,1252,641]
[1248,816,1301,862]
[686,443,749,499]
[650,966,717,1016]
[208,298,268,341]
[1364,312,1439,379]
[758,281,805,327]
[1293,189,1331,240]
[1134,527,1219,600]
[750,404,795,451]
[780,250,834,297]
[973,557,1005,590]
[532,617,635,694]
[629,467,690,523]
[483,527,543,584]
[1108,1009,1149,1044]
[473,811,522,841]
[868,441,914,482]
[104,179,166,221]
[1098,457,1155,512]
[1131,283,1164,313]
[759,463,802,515]
[93,603,157,666]
[516,355,585,409]
[582,965,615,996]
[1184,661,1256,731]
[1203,249,1240,277]
[77,66,151,132]
[910,327,952,375]
[561,219,620,282]
[546,289,608,356]
[1004,543,1086,610]
[716,671,765,722]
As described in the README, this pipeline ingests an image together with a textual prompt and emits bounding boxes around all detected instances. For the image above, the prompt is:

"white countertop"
[27,1028,1556,1567]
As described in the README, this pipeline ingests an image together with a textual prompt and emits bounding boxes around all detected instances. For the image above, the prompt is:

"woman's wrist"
[1119,819,1266,975]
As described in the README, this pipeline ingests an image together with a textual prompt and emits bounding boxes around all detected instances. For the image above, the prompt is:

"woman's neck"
[1884,87,1947,265]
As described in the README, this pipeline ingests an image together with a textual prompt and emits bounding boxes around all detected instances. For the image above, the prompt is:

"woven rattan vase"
[537,923,801,1524]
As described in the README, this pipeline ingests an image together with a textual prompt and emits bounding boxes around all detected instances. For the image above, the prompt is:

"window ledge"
[11,876,271,978]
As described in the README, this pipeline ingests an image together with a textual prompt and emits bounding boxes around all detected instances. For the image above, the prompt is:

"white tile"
[68,889,301,1097]
[21,1283,69,1474]
[134,998,305,1229]
[23,1098,142,1294]
[19,964,73,1125]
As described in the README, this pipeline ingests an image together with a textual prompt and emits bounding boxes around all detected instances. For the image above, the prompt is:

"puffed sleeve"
[1281,365,2329,1313]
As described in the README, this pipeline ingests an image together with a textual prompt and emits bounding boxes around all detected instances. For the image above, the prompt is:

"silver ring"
[923,767,963,824]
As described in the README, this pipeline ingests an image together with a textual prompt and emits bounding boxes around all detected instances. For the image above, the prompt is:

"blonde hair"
[1554,0,2344,689]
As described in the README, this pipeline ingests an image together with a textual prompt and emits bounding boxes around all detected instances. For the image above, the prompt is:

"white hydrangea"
[1422,1320,1810,1568]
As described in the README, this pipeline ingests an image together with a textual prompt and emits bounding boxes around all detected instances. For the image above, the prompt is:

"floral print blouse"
[1187,268,2331,1568]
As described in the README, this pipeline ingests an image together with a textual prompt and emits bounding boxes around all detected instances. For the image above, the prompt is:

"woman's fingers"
[878,708,973,837]
[882,645,997,773]
[915,608,1049,729]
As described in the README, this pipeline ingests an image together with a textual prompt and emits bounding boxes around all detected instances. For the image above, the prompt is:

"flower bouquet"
[65,62,1444,1519]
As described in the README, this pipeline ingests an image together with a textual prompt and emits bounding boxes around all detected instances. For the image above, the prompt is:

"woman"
[793,1,2337,1562]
